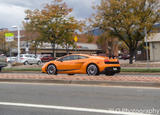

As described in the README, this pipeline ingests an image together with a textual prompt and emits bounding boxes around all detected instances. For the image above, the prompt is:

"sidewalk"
[0,73,160,87]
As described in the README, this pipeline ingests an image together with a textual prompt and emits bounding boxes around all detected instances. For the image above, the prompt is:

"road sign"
[74,36,78,42]
[5,33,14,42]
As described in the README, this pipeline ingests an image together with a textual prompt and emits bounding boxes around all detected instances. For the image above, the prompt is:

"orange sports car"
[42,54,120,76]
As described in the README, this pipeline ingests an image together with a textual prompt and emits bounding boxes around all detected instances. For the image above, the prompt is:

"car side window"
[57,55,88,62]
[59,56,70,61]
[25,55,30,58]
[65,55,79,61]
[73,55,79,60]
[30,55,34,58]
[79,56,88,59]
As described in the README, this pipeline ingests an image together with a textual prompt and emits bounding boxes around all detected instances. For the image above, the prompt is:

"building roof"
[39,42,99,50]
[148,33,160,42]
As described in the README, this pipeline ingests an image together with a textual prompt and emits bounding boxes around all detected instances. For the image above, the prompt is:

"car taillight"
[20,58,24,60]
[104,59,110,63]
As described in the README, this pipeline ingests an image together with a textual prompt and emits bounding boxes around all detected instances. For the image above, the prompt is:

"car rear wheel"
[87,64,99,76]
[24,61,29,65]
[37,61,41,65]
[47,64,57,75]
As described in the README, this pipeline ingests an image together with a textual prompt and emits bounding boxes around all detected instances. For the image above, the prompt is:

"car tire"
[47,64,57,75]
[24,61,29,65]
[37,61,41,65]
[87,64,99,76]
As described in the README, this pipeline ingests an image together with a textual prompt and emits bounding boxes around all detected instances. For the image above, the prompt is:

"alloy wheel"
[47,64,57,75]
[87,64,98,76]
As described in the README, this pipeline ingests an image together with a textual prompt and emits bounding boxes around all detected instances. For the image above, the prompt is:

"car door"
[43,56,48,62]
[56,55,88,72]
[28,55,34,64]
[72,55,89,70]
[32,55,38,64]
[57,56,72,71]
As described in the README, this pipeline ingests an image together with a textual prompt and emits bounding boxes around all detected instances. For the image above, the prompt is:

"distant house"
[148,33,160,61]
[136,23,160,61]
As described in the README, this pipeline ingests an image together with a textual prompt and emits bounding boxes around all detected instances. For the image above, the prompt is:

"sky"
[0,0,100,29]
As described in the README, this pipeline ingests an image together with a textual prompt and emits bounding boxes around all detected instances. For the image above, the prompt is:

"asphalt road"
[0,83,160,115]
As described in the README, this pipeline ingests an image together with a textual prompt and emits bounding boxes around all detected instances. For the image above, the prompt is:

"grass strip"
[3,68,41,72]
[121,68,160,73]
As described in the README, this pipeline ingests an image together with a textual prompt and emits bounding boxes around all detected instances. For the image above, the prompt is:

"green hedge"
[121,68,160,73]
[3,68,41,72]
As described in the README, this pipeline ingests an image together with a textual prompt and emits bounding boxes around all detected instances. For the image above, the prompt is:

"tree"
[60,17,82,54]
[23,21,43,56]
[25,0,81,58]
[0,30,8,55]
[93,0,160,64]
[96,32,118,57]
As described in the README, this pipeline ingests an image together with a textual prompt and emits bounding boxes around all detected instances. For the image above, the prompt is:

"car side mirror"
[57,59,63,62]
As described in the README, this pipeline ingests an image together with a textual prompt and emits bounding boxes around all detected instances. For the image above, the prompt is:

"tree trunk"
[51,43,56,58]
[34,45,37,56]
[66,44,69,55]
[66,47,69,54]
[129,49,135,64]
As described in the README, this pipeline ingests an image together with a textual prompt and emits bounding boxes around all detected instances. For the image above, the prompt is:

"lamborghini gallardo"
[42,54,120,76]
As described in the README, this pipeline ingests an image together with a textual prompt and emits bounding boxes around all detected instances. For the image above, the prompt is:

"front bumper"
[102,67,121,74]
[0,63,8,68]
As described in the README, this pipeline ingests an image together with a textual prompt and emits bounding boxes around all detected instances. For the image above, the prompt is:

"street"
[0,83,159,115]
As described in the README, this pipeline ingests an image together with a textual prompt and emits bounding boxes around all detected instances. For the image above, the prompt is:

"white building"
[148,33,160,61]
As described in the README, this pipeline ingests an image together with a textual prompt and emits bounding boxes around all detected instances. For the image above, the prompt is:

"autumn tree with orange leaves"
[25,0,82,57]
[93,0,160,64]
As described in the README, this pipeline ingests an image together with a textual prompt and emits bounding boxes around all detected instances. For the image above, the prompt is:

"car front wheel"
[87,64,99,76]
[47,64,57,75]
[37,61,41,65]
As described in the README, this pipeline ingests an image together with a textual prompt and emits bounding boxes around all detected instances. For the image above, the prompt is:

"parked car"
[7,57,17,63]
[41,56,55,62]
[118,54,123,59]
[19,54,42,65]
[42,54,121,76]
[0,54,7,71]
[122,54,130,60]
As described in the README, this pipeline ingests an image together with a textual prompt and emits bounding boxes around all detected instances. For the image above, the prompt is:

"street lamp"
[12,26,20,62]
[24,17,29,54]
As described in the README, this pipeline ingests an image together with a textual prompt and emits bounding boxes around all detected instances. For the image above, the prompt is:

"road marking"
[0,102,152,115]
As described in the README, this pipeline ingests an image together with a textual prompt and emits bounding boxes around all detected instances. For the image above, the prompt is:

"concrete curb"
[0,78,160,87]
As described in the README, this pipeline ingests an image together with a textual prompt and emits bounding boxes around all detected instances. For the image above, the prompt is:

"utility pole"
[24,17,29,54]
[145,27,149,69]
